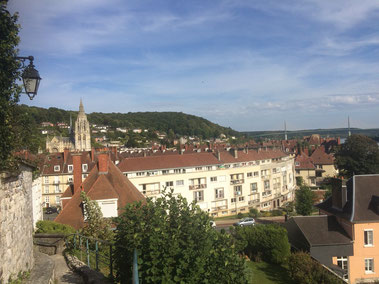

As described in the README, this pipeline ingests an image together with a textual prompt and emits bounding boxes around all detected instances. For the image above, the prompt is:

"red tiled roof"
[311,146,334,165]
[118,149,288,172]
[295,153,315,170]
[55,159,145,229]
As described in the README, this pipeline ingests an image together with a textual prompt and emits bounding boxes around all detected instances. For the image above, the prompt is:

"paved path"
[50,254,83,284]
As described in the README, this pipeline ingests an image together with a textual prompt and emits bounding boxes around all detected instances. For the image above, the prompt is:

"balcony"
[143,189,160,197]
[211,205,228,211]
[248,199,260,206]
[189,184,207,190]
[261,175,271,180]
[230,179,244,185]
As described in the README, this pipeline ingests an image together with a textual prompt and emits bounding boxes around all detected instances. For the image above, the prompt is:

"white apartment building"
[118,148,296,216]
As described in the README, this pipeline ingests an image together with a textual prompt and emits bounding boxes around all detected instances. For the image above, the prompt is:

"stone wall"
[0,165,34,283]
[32,176,43,229]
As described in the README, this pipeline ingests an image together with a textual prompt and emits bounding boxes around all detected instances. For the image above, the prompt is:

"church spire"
[79,98,85,114]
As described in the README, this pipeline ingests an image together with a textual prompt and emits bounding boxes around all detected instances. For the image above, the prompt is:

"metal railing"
[64,233,140,283]
[64,233,114,278]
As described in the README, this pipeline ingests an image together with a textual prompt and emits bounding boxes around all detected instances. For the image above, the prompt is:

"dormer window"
[295,162,300,166]
[82,164,88,172]
[54,165,60,172]
[68,165,73,173]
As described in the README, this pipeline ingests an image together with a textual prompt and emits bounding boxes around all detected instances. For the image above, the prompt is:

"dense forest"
[17,104,240,140]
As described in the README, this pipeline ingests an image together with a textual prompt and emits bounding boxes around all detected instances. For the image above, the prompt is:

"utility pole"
[348,116,351,137]
[284,120,288,141]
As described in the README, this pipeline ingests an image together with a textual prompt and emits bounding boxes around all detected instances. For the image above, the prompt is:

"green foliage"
[248,208,259,218]
[288,252,343,284]
[232,224,290,265]
[113,190,248,283]
[18,104,241,139]
[35,220,75,235]
[237,212,244,219]
[296,176,304,186]
[80,192,113,241]
[0,2,22,171]
[335,134,379,178]
[295,185,315,216]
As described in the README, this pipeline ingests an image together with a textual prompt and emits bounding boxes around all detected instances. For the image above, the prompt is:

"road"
[214,216,286,231]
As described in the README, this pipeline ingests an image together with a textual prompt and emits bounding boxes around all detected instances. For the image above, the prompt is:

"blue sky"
[9,0,379,131]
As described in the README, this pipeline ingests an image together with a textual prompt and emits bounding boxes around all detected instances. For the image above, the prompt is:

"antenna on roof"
[348,116,351,137]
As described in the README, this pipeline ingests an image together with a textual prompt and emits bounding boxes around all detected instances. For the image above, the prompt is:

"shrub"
[248,208,259,218]
[237,212,244,219]
[35,220,75,235]
[114,190,248,283]
[232,224,290,265]
[288,252,344,284]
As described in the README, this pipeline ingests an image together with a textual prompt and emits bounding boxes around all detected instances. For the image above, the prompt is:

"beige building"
[118,148,296,216]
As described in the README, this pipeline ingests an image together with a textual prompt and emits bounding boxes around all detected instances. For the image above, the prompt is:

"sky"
[8,0,379,131]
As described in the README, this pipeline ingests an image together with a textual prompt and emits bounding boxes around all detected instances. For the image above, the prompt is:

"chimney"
[143,151,147,157]
[230,148,238,159]
[64,148,69,164]
[72,153,82,194]
[217,151,221,161]
[111,146,118,160]
[180,149,184,155]
[91,147,95,162]
[331,178,347,210]
[98,151,109,174]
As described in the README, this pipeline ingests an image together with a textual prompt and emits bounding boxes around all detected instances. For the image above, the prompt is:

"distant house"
[285,175,379,283]
[295,152,316,187]
[55,151,145,230]
[310,146,337,181]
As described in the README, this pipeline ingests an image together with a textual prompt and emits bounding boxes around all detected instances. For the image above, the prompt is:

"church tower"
[75,99,91,151]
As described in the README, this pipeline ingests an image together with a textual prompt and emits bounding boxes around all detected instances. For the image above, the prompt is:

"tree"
[295,185,315,216]
[113,190,248,283]
[232,224,290,264]
[80,192,113,241]
[335,134,379,178]
[0,2,22,170]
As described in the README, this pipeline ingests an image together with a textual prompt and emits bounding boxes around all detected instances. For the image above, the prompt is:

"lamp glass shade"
[22,65,41,97]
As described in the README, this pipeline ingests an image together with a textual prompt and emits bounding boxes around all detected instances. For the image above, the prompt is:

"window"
[176,180,184,186]
[55,185,60,193]
[174,169,181,174]
[261,169,270,177]
[231,198,236,203]
[365,258,374,273]
[82,164,88,172]
[56,196,61,205]
[210,176,217,182]
[251,183,258,192]
[165,181,174,187]
[195,167,202,171]
[68,165,73,173]
[44,176,49,184]
[337,256,348,270]
[239,196,245,202]
[45,196,50,204]
[295,162,300,166]
[207,166,212,171]
[254,171,259,177]
[44,185,49,194]
[82,174,88,179]
[234,185,242,196]
[162,170,169,175]
[142,183,160,196]
[54,165,60,172]
[194,191,204,202]
[364,230,374,246]
[215,188,224,199]
[136,172,145,176]
[247,172,252,178]
[264,180,270,190]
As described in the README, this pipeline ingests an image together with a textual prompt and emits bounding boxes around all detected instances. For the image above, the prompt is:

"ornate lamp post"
[16,56,41,100]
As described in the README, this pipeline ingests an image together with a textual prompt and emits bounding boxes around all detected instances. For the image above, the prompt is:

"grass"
[247,261,295,284]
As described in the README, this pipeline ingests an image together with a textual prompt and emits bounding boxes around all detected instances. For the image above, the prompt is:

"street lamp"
[16,56,41,100]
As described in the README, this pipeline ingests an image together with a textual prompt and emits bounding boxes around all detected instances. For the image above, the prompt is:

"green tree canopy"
[335,134,379,178]
[295,185,315,216]
[113,190,248,283]
[0,2,21,170]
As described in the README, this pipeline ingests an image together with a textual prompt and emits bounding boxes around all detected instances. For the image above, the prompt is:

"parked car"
[45,207,58,214]
[210,221,216,228]
[233,217,255,227]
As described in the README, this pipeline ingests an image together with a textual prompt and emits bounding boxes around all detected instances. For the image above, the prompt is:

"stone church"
[46,100,91,153]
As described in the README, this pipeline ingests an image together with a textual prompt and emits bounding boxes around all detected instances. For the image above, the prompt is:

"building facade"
[118,148,296,216]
